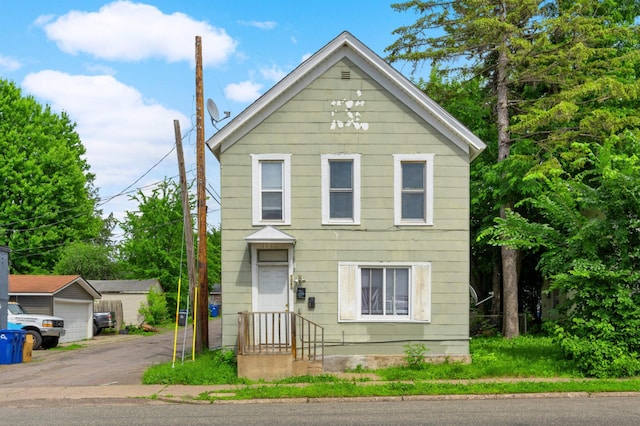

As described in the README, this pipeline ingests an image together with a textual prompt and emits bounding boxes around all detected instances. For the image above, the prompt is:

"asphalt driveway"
[0,319,222,386]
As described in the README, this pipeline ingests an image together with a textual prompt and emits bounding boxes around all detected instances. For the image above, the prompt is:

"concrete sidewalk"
[0,384,240,402]
[2,382,639,405]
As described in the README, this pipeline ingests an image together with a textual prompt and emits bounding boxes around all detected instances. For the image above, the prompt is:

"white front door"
[256,265,290,345]
[257,265,289,312]
[253,248,292,346]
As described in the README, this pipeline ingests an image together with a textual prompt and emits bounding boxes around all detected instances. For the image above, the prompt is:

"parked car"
[7,301,65,349]
[93,311,116,336]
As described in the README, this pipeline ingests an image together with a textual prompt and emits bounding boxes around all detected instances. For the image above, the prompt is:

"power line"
[98,145,177,207]
[97,124,196,207]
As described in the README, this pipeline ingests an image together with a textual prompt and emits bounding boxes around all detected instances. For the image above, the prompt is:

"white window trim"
[321,154,361,225]
[393,154,434,226]
[338,262,431,323]
[251,154,291,225]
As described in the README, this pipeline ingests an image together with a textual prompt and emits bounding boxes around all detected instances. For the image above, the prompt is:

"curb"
[154,391,640,405]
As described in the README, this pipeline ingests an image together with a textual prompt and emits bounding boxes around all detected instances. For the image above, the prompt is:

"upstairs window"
[321,154,361,224]
[252,154,291,225]
[394,154,434,225]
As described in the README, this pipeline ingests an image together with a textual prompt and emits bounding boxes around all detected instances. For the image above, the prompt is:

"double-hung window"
[321,154,361,224]
[393,154,434,225]
[361,267,409,316]
[251,154,291,225]
[338,262,431,322]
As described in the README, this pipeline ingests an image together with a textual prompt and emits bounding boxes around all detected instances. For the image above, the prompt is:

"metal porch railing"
[237,311,324,362]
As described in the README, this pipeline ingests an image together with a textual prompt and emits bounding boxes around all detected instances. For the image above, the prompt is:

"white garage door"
[54,299,92,343]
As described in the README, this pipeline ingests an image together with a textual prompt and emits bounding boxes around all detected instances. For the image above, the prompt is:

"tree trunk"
[496,5,519,338]
[491,260,501,317]
[501,206,520,338]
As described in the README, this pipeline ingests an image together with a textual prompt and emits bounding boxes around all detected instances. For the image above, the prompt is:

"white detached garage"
[9,275,101,344]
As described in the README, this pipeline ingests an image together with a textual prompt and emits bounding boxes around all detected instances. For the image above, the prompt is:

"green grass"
[142,348,249,385]
[376,336,580,381]
[143,336,640,401]
[211,378,640,401]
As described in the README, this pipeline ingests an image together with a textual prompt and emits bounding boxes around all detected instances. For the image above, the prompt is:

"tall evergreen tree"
[478,0,640,376]
[387,0,640,338]
[387,0,543,337]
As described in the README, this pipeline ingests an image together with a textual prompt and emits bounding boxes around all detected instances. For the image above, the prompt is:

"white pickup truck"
[7,301,65,349]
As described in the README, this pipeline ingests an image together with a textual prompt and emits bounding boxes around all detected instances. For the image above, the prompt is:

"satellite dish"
[206,98,220,122]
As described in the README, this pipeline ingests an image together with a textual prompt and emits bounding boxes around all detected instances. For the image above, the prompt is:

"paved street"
[3,395,640,425]
[2,317,640,426]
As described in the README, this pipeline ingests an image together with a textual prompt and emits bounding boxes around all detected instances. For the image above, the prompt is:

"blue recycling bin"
[209,304,219,317]
[0,330,26,364]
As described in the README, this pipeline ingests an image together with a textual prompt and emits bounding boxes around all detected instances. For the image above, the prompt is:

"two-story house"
[206,32,486,380]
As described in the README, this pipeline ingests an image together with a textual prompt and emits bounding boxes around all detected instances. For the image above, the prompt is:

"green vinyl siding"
[218,58,473,357]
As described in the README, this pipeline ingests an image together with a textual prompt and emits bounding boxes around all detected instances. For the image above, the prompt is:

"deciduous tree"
[0,78,102,273]
[54,241,121,279]
[118,179,220,314]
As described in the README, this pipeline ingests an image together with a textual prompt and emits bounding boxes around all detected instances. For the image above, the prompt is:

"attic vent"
[341,71,351,80]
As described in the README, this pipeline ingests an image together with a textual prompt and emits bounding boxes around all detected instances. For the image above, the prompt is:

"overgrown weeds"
[142,348,248,385]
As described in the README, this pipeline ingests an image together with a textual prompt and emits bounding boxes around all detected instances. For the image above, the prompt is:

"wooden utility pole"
[173,120,197,315]
[195,35,209,352]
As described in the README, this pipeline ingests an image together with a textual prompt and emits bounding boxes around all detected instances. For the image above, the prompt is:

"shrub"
[404,342,429,369]
[551,322,640,378]
[138,287,169,325]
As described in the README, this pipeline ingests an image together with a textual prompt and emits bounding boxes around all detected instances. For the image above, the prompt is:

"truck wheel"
[93,323,102,336]
[41,337,59,349]
[26,330,43,350]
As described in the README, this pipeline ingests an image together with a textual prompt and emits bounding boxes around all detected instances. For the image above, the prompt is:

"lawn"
[142,335,640,401]
[376,335,580,381]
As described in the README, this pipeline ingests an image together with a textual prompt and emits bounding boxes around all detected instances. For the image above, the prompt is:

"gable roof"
[9,274,101,299]
[245,226,296,245]
[89,279,162,294]
[206,31,486,161]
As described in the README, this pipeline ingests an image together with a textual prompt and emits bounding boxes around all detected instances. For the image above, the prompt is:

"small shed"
[89,279,162,326]
[209,283,222,306]
[9,274,101,343]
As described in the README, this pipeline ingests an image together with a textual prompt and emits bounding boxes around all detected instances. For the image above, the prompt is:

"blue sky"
[0,1,417,236]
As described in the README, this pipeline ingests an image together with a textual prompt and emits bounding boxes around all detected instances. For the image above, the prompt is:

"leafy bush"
[550,315,640,378]
[481,136,640,378]
[404,342,429,369]
[138,286,169,325]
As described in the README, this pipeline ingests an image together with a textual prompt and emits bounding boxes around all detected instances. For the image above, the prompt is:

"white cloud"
[260,64,287,82]
[21,70,190,193]
[0,54,22,72]
[224,80,262,103]
[37,1,237,67]
[301,53,312,62]
[238,20,277,30]
[83,63,117,75]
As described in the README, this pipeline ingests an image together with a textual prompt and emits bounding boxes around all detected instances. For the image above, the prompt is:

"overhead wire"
[2,111,225,262]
